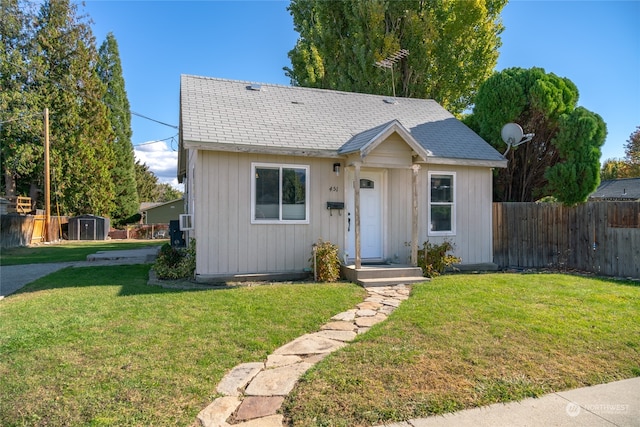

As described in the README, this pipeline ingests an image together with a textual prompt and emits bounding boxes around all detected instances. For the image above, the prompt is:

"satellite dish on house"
[501,123,534,156]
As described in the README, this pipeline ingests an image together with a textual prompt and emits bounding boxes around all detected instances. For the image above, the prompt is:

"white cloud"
[134,140,183,191]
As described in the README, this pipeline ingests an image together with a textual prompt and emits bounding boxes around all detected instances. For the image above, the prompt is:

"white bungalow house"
[178,75,507,283]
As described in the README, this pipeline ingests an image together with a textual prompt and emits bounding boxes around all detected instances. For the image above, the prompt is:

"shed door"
[80,218,96,240]
[347,171,383,260]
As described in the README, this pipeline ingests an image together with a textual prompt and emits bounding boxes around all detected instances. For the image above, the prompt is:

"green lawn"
[3,269,638,427]
[0,265,365,426]
[0,240,165,265]
[283,273,640,427]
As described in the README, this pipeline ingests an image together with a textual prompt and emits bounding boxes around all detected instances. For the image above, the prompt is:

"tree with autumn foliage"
[286,0,506,115]
[601,126,640,179]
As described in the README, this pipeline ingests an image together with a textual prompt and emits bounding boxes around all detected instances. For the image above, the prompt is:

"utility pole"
[44,108,50,242]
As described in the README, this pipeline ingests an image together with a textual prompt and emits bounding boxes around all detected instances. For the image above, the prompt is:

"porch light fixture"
[333,163,341,176]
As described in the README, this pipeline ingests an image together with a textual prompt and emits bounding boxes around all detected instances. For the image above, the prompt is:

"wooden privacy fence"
[0,215,68,248]
[493,202,640,278]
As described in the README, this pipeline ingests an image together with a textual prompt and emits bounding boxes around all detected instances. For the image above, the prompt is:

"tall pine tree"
[97,32,139,223]
[30,0,115,216]
[0,0,43,198]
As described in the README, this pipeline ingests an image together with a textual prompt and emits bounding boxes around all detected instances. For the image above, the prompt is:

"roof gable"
[180,75,506,167]
[338,120,431,161]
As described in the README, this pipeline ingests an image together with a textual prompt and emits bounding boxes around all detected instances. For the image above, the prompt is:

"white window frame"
[251,162,310,224]
[428,171,456,236]
[179,214,194,231]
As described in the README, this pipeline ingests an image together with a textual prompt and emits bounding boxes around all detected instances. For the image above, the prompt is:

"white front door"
[347,170,383,260]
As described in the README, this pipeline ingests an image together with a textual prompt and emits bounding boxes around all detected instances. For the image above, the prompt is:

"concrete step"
[342,264,423,281]
[357,276,428,287]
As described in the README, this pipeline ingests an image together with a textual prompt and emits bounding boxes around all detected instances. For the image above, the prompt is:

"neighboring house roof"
[140,202,163,212]
[589,178,640,201]
[180,75,506,167]
[140,199,184,212]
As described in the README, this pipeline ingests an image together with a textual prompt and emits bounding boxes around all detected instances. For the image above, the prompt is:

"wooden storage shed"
[68,214,110,240]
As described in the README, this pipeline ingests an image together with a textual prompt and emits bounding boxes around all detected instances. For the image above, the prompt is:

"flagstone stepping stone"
[197,396,241,427]
[302,352,329,364]
[233,414,284,427]
[273,333,346,356]
[357,301,382,310]
[265,354,302,368]
[316,329,357,342]
[194,284,414,427]
[331,309,357,321]
[234,396,285,422]
[355,313,388,328]
[245,362,313,396]
[381,298,401,307]
[356,308,378,317]
[379,305,397,315]
[216,362,264,397]
[320,321,357,331]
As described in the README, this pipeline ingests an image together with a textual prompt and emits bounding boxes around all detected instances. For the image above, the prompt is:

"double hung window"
[252,163,309,223]
[428,172,455,235]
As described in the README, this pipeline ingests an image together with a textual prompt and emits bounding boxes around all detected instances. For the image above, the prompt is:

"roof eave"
[182,139,342,159]
[421,156,508,168]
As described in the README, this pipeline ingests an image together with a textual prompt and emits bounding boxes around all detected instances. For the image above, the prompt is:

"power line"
[130,111,178,129]
[134,134,177,146]
[0,111,43,125]
[2,58,179,130]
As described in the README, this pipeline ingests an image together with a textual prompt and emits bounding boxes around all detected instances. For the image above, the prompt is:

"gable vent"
[247,84,262,91]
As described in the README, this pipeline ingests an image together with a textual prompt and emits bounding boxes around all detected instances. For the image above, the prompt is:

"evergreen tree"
[0,0,43,198]
[465,67,606,205]
[134,160,160,202]
[97,32,139,222]
[286,0,506,115]
[30,0,115,216]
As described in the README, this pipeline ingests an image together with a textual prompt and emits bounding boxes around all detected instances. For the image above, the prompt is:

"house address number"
[329,186,339,192]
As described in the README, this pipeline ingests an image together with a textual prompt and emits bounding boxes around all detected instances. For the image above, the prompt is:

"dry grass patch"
[283,273,640,426]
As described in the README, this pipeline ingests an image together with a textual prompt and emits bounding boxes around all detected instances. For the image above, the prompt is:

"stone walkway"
[196,284,411,427]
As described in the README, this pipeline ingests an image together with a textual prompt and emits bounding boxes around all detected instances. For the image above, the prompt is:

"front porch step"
[357,276,428,287]
[341,264,428,287]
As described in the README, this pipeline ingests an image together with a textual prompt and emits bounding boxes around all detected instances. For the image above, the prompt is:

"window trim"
[428,171,456,236]
[251,162,310,224]
[179,214,194,231]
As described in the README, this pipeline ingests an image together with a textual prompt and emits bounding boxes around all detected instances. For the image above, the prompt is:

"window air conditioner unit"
[179,214,193,231]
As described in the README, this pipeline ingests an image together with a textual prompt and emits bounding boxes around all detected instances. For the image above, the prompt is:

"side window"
[252,163,309,224]
[428,172,455,235]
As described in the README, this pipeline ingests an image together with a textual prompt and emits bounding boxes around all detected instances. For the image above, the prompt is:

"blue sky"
[82,0,640,188]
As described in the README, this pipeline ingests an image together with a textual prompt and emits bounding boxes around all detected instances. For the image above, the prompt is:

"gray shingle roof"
[180,75,506,164]
[589,178,640,201]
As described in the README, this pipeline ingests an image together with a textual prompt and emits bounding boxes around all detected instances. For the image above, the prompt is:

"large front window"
[428,172,455,235]
[252,163,309,223]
